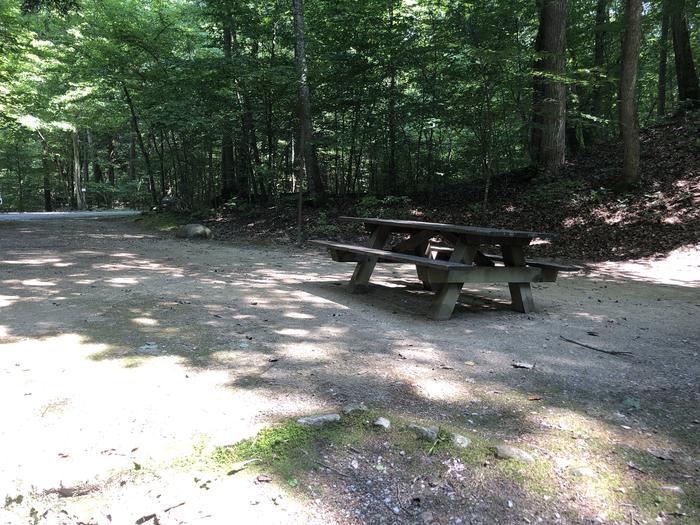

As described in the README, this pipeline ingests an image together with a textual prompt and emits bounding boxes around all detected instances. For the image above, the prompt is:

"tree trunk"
[658,1,670,116]
[669,0,700,107]
[72,130,86,209]
[619,0,642,185]
[122,83,158,206]
[586,0,608,144]
[107,137,116,187]
[530,0,567,176]
[293,0,325,204]
[128,126,136,181]
[221,22,236,201]
[37,133,53,211]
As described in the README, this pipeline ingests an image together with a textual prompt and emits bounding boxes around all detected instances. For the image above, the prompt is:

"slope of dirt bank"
[207,114,699,262]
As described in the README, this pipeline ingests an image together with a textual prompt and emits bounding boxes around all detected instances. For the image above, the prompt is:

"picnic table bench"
[312,217,578,320]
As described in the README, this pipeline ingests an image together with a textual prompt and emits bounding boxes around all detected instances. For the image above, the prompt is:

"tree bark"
[530,0,567,176]
[669,0,700,107]
[221,22,236,201]
[72,130,86,209]
[658,1,670,116]
[107,137,116,187]
[293,0,325,203]
[586,0,608,144]
[620,0,642,185]
[122,83,158,206]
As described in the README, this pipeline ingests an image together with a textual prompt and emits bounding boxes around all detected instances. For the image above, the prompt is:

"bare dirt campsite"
[1,216,698,524]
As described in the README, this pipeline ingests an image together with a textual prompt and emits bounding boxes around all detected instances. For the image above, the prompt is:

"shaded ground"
[0,218,698,524]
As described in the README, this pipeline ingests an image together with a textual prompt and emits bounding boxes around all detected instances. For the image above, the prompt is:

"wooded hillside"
[0,0,698,214]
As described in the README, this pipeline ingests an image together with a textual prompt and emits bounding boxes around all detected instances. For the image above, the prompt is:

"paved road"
[0,210,141,221]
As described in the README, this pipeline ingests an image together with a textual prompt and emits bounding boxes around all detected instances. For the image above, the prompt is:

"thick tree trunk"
[72,130,86,209]
[122,83,158,206]
[669,0,700,107]
[658,1,670,116]
[530,0,567,176]
[620,0,642,185]
[293,0,325,203]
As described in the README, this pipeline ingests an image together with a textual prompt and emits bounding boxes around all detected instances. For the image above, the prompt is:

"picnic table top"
[340,217,556,241]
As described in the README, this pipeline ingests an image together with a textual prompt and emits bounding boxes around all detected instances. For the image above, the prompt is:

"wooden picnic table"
[312,217,577,320]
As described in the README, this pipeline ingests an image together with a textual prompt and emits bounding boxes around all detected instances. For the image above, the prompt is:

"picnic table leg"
[501,245,535,313]
[427,281,463,320]
[426,242,478,320]
[349,226,391,293]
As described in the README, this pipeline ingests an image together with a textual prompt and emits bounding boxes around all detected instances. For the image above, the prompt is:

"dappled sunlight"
[413,377,463,401]
[106,276,140,286]
[587,243,700,287]
[132,317,159,326]
[20,278,57,287]
[284,311,315,319]
[0,295,19,308]
[1,219,697,523]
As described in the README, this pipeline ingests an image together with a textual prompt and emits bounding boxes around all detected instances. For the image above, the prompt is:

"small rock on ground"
[407,424,438,441]
[374,417,391,430]
[660,485,685,494]
[342,402,368,414]
[175,224,212,240]
[494,445,534,463]
[571,467,598,479]
[297,414,341,426]
[451,433,471,448]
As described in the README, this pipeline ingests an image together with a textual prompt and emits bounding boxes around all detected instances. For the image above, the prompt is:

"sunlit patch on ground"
[588,243,700,287]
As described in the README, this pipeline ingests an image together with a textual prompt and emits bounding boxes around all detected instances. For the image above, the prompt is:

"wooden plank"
[482,253,580,272]
[311,241,474,271]
[424,266,543,284]
[340,216,555,241]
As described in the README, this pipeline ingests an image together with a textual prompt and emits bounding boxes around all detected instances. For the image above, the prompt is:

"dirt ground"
[0,217,698,525]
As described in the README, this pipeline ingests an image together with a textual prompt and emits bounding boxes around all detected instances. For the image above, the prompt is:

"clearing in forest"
[0,217,698,524]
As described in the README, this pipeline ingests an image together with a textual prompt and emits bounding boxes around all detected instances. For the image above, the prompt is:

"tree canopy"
[0,0,698,212]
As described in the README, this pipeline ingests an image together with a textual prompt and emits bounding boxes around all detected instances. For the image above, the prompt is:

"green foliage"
[0,0,696,211]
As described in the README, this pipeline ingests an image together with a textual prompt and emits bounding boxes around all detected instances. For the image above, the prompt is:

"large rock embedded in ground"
[175,224,212,240]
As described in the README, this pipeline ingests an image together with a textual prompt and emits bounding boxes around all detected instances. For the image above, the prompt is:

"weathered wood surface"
[314,218,568,320]
[340,217,555,242]
[311,240,473,271]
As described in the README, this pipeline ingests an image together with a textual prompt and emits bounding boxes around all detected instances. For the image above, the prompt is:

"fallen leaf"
[256,474,272,483]
[465,361,476,366]
[527,394,542,401]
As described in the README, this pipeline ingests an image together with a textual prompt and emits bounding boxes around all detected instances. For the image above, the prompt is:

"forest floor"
[0,217,698,525]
